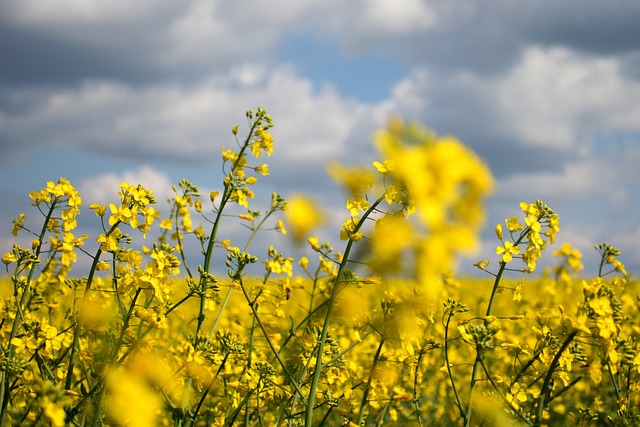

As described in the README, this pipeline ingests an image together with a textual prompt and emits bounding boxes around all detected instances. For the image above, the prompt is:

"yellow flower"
[374,118,493,229]
[327,161,375,196]
[104,367,161,427]
[97,228,122,253]
[11,213,27,236]
[588,297,613,317]
[284,196,324,242]
[89,203,106,217]
[308,236,321,252]
[565,315,591,335]
[506,382,529,409]
[512,282,523,301]
[239,213,255,222]
[2,252,17,265]
[96,261,110,271]
[339,218,359,241]
[251,125,274,157]
[496,240,520,263]
[373,159,396,174]
[221,147,237,162]
[612,259,627,276]
[108,203,132,226]
[473,260,489,270]
[275,218,287,235]
[505,216,524,232]
[369,215,414,272]
[519,201,540,217]
[545,214,560,243]
[346,194,370,216]
[255,163,270,176]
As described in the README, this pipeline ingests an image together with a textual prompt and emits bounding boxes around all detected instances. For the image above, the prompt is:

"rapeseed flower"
[496,240,520,263]
[284,196,324,242]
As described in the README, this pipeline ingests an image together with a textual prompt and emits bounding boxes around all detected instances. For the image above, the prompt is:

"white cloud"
[497,46,640,150]
[497,159,629,207]
[611,223,640,268]
[359,0,435,35]
[78,166,174,206]
[0,64,385,166]
[4,0,162,25]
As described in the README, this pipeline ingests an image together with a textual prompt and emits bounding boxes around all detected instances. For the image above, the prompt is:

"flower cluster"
[490,200,560,273]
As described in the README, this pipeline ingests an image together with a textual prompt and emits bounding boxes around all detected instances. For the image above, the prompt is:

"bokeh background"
[1,0,639,275]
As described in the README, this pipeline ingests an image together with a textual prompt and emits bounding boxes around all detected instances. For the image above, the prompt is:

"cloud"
[497,159,629,207]
[497,46,640,151]
[2,0,640,277]
[0,64,379,167]
[78,166,174,209]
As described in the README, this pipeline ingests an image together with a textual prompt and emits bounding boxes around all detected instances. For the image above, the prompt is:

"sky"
[1,0,639,278]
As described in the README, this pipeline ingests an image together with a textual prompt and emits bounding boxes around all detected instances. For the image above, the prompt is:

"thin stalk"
[205,210,279,347]
[65,221,120,391]
[464,225,532,427]
[304,195,384,427]
[108,288,143,362]
[356,337,386,425]
[412,350,426,427]
[443,312,466,421]
[236,276,307,404]
[189,353,230,426]
[195,116,261,345]
[1,199,58,426]
[478,358,533,426]
[534,330,578,426]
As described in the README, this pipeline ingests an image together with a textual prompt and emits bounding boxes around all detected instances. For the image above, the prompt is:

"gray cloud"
[2,0,640,275]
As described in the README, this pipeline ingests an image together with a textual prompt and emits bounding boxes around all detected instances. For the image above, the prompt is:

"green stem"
[478,358,533,426]
[464,353,482,427]
[236,276,307,404]
[189,353,230,426]
[412,350,425,427]
[534,330,578,426]
[304,195,384,427]
[108,287,143,362]
[444,312,466,421]
[204,208,280,347]
[174,205,195,281]
[464,225,532,426]
[195,116,261,346]
[356,337,386,425]
[65,221,120,391]
[1,199,58,426]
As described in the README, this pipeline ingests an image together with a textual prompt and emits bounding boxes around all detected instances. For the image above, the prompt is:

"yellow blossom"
[285,196,324,241]
[496,240,520,263]
[373,159,396,174]
[239,213,255,222]
[505,216,524,232]
[308,236,321,252]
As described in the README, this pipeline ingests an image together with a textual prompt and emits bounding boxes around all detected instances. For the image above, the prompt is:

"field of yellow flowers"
[1,108,635,426]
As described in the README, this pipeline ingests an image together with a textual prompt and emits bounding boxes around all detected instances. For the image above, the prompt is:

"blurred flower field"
[0,108,636,426]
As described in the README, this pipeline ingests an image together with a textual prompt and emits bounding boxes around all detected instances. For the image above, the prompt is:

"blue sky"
[1,0,639,277]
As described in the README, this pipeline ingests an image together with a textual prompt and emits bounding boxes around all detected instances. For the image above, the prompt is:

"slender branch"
[305,194,385,426]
